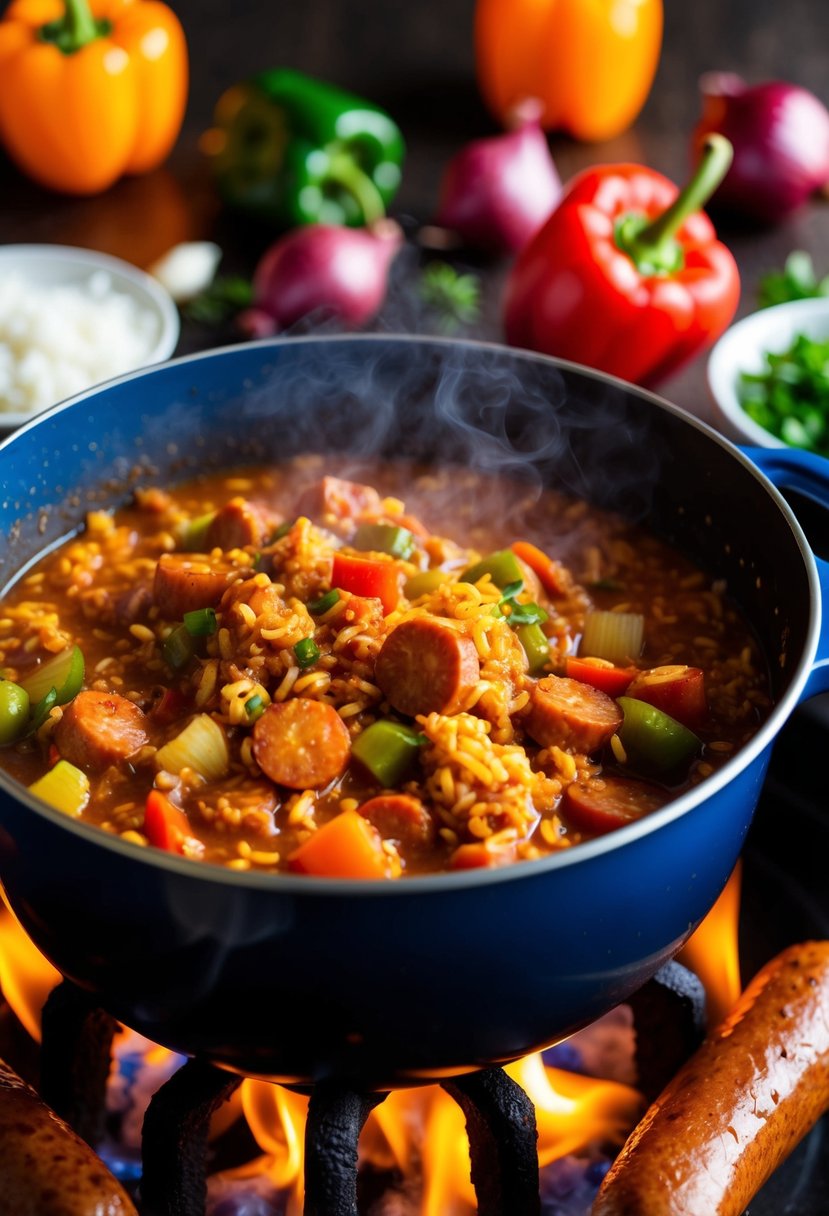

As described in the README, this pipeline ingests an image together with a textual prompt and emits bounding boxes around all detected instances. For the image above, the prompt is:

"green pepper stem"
[325,155,386,225]
[62,0,98,47]
[616,135,733,276]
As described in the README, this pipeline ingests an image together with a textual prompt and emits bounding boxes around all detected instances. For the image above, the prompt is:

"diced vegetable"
[183,607,218,637]
[580,611,644,665]
[307,589,340,615]
[18,645,84,706]
[352,719,424,786]
[352,523,415,560]
[293,638,320,668]
[287,808,390,878]
[29,688,58,733]
[405,569,447,599]
[28,760,89,817]
[515,622,550,674]
[450,841,517,869]
[566,656,637,697]
[626,665,707,729]
[144,790,193,853]
[617,696,700,773]
[511,540,571,597]
[162,623,196,670]
[244,693,266,721]
[0,680,30,745]
[178,511,216,550]
[154,713,229,781]
[332,553,401,615]
[461,548,523,590]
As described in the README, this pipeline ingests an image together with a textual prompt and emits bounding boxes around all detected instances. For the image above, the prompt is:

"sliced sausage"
[252,698,351,789]
[0,1056,137,1216]
[560,775,668,836]
[357,794,435,851]
[626,664,708,730]
[594,940,829,1216]
[294,476,382,522]
[522,674,622,753]
[375,619,480,718]
[55,690,149,770]
[205,498,271,551]
[153,552,237,619]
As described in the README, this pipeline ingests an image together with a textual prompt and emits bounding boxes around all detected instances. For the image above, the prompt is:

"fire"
[677,862,742,1027]
[0,898,60,1041]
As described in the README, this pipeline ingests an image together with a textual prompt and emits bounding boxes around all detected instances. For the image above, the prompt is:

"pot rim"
[0,334,821,896]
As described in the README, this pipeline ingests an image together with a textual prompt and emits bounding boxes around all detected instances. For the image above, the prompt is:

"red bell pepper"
[332,552,401,615]
[504,134,740,387]
[144,790,193,854]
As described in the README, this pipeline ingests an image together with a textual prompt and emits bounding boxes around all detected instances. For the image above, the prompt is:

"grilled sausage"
[205,498,271,551]
[0,1056,137,1216]
[561,775,668,836]
[357,794,435,850]
[153,552,237,618]
[375,619,480,718]
[593,940,829,1216]
[523,674,623,753]
[294,476,382,522]
[55,691,149,770]
[252,698,351,789]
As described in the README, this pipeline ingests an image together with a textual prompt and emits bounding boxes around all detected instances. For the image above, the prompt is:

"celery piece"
[405,569,447,599]
[18,645,84,707]
[352,523,415,560]
[352,720,424,787]
[617,696,700,774]
[0,680,30,745]
[580,611,644,666]
[516,623,550,675]
[155,714,229,781]
[29,760,90,817]
[461,549,523,590]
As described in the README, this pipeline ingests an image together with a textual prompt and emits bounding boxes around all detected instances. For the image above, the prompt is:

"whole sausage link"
[593,941,829,1216]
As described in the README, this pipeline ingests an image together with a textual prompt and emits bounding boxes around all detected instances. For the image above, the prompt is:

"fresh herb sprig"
[739,332,829,455]
[758,251,829,309]
[419,261,482,332]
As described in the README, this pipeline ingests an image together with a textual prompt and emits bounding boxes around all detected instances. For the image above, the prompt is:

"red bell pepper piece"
[504,135,740,387]
[332,552,401,615]
[144,789,193,854]
[565,656,637,698]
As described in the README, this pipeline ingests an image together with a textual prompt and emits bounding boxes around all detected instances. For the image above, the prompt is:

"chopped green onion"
[178,511,215,551]
[162,624,196,671]
[308,589,340,615]
[405,569,447,599]
[29,760,90,817]
[617,696,700,774]
[294,638,321,668]
[352,523,415,560]
[183,607,218,637]
[29,688,58,733]
[515,623,550,675]
[580,611,644,665]
[461,549,524,590]
[352,720,424,787]
[154,713,229,781]
[245,694,266,721]
[738,331,829,457]
[18,645,84,707]
[0,680,30,745]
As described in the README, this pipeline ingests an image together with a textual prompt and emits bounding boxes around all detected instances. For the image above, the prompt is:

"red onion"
[693,72,829,224]
[249,219,403,332]
[433,103,562,255]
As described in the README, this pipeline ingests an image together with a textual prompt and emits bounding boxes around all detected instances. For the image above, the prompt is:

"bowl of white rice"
[0,244,180,430]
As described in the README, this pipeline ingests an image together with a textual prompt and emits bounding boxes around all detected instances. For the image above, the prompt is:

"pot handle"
[743,446,829,699]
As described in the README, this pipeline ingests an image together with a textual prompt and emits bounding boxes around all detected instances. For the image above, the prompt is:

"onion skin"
[694,73,829,224]
[251,220,403,331]
[433,111,562,255]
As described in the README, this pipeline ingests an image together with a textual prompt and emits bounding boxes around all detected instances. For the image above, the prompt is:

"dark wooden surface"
[1,0,828,422]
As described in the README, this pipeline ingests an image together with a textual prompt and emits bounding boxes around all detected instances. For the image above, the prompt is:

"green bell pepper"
[207,68,405,228]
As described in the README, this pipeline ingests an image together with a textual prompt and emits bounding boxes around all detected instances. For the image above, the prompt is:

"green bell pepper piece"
[461,549,524,590]
[352,719,423,787]
[515,623,550,675]
[208,68,405,228]
[617,696,700,774]
[0,680,30,745]
[405,569,447,599]
[352,522,415,560]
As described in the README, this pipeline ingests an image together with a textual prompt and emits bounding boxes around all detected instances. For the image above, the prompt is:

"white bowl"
[0,244,180,430]
[707,296,829,448]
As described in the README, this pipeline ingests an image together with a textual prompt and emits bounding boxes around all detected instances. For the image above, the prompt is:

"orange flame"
[0,899,60,1041]
[677,861,742,1027]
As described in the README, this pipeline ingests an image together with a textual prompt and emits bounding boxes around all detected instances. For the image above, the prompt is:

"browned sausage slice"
[55,690,149,770]
[205,498,271,551]
[523,674,622,752]
[294,476,382,522]
[0,1056,138,1216]
[357,794,435,850]
[375,619,480,718]
[252,698,351,789]
[560,775,668,836]
[153,552,237,618]
[594,941,829,1216]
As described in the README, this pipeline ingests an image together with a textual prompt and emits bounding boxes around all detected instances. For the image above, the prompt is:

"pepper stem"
[615,135,734,276]
[39,0,107,53]
[325,155,386,225]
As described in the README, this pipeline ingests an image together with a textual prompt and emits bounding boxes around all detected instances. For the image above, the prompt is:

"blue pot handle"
[743,446,829,699]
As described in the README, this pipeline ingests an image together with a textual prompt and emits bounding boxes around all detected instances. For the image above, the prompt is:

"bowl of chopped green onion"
[707,296,829,455]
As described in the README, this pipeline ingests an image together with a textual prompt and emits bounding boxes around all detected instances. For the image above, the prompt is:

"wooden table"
[1,0,827,424]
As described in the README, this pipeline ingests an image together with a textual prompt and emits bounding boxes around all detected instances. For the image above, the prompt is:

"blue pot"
[0,336,826,1088]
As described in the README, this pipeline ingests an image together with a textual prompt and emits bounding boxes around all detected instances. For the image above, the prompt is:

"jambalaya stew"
[0,461,772,877]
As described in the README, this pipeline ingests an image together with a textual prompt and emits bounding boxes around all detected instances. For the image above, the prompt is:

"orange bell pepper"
[0,0,188,195]
[475,0,663,142]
